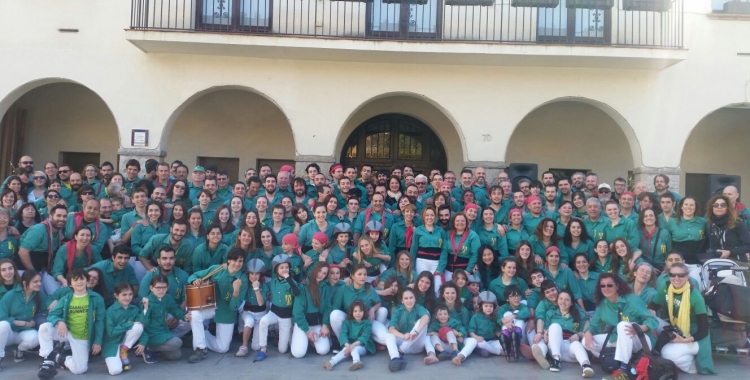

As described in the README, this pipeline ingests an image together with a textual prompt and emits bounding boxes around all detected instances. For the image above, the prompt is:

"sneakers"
[603,369,631,380]
[437,350,452,361]
[14,349,25,363]
[235,345,249,357]
[531,344,550,370]
[348,362,364,371]
[142,349,158,364]
[119,345,130,371]
[388,357,407,372]
[582,364,594,378]
[550,358,561,372]
[37,360,58,380]
[253,350,267,362]
[188,348,207,363]
[323,360,333,371]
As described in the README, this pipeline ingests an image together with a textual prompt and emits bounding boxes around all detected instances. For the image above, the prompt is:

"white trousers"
[430,331,478,358]
[239,310,267,350]
[583,321,651,364]
[415,258,442,295]
[661,342,699,374]
[189,309,234,353]
[385,325,435,359]
[259,311,293,353]
[104,324,144,375]
[41,272,61,296]
[543,323,590,365]
[501,311,527,339]
[38,322,90,375]
[0,321,39,357]
[331,308,388,345]
[129,257,148,284]
[290,324,331,358]
[329,345,367,366]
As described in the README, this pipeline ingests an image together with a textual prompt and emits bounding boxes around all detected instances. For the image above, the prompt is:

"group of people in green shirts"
[0,155,747,379]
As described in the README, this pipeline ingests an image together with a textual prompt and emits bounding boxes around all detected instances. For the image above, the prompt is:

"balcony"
[127,0,687,69]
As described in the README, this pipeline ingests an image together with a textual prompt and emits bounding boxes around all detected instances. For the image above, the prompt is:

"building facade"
[1,0,749,198]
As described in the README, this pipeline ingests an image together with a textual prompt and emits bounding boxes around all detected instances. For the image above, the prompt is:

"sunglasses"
[58,170,70,174]
[21,161,33,165]
[599,283,616,289]
[712,203,727,208]
[174,185,185,189]
[33,176,46,180]
[47,194,60,199]
[81,191,94,196]
[668,273,687,278]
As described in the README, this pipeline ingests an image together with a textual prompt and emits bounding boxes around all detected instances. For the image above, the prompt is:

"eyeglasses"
[153,286,168,290]
[174,185,185,189]
[58,170,70,174]
[668,273,687,278]
[599,283,616,289]
[81,191,94,196]
[416,182,427,185]
[712,203,728,208]
[33,176,45,180]
[46,194,60,199]
[21,161,33,165]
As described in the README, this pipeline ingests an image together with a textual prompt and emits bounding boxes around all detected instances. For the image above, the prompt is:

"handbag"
[630,323,679,380]
[599,327,619,373]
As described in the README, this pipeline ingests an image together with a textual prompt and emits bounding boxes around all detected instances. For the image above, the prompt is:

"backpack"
[631,323,679,380]
[707,283,750,323]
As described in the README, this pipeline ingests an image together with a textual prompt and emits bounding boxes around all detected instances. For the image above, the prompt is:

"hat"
[272,254,291,270]
[525,195,541,204]
[246,258,266,274]
[280,165,294,173]
[466,274,481,285]
[329,164,343,175]
[509,208,523,216]
[478,291,497,305]
[193,166,206,173]
[281,234,298,247]
[333,223,351,235]
[546,246,561,255]
[364,220,383,235]
[598,183,612,192]
[463,203,479,212]
[312,232,329,245]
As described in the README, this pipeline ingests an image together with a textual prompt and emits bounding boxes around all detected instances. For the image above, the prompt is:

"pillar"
[118,148,167,176]
[632,166,682,193]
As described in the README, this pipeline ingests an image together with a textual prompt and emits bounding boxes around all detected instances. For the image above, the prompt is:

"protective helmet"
[333,223,352,236]
[245,258,266,274]
[478,291,497,305]
[364,220,383,234]
[272,254,291,270]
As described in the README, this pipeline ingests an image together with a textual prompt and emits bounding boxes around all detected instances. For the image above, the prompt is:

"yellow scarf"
[667,283,691,337]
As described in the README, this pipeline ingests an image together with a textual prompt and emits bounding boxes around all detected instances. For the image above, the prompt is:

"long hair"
[675,196,700,226]
[394,251,415,284]
[534,218,559,246]
[0,259,21,284]
[514,240,535,278]
[258,227,280,248]
[610,238,635,276]
[20,270,42,315]
[627,261,656,288]
[706,194,738,228]
[292,204,310,227]
[169,201,189,225]
[356,235,382,260]
[234,226,257,252]
[594,273,632,305]
[350,264,372,293]
[347,300,367,321]
[438,281,463,314]
[381,275,402,304]
[414,271,436,311]
[212,205,236,234]
[476,243,500,285]
[307,262,329,309]
[13,203,41,224]
[558,289,581,323]
[563,218,591,247]
[87,267,109,304]
[187,208,206,236]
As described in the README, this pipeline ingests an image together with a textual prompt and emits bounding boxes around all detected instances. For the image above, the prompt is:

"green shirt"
[428,317,467,337]
[0,288,47,332]
[497,303,531,323]
[586,293,658,345]
[331,283,381,312]
[474,225,509,258]
[505,227,529,253]
[603,217,640,250]
[389,304,428,333]
[488,276,529,305]
[188,265,247,323]
[138,234,195,273]
[120,210,144,236]
[0,230,19,260]
[292,282,331,332]
[88,259,139,299]
[47,290,106,346]
[268,276,297,308]
[297,221,335,250]
[19,222,62,270]
[409,225,446,263]
[668,217,706,243]
[251,247,283,278]
[192,243,230,272]
[584,217,608,242]
[130,222,170,256]
[577,271,600,308]
[51,244,103,279]
[63,215,110,258]
[544,267,583,301]
[103,302,148,357]
[468,313,496,340]
[561,239,595,265]
[138,267,189,305]
[638,227,672,268]
[340,319,375,353]
[142,293,186,346]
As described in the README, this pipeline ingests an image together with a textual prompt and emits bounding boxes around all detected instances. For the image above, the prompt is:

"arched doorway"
[340,114,447,174]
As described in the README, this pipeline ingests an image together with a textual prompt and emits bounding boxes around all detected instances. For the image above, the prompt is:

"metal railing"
[130,0,683,48]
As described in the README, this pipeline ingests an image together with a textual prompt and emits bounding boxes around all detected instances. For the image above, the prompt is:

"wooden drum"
[186,281,216,311]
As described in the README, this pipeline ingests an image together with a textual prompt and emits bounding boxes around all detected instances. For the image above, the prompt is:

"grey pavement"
[2,343,749,380]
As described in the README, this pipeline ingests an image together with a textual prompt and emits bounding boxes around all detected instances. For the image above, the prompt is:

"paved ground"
[2,343,749,380]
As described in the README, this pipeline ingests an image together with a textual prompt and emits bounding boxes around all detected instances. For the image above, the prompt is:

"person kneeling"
[385,288,438,372]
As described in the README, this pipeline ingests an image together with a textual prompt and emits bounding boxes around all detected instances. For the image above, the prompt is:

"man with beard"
[352,193,394,243]
[523,196,555,235]
[471,167,490,207]
[138,247,191,337]
[512,191,526,210]
[245,176,262,210]
[597,183,613,204]
[63,172,84,207]
[583,173,599,199]
[570,172,585,193]
[453,169,487,208]
[653,174,681,203]
[437,205,452,230]
[488,185,510,225]
[205,165,217,181]
[17,205,67,293]
[543,184,559,213]
[292,178,309,206]
[260,174,283,206]
[151,186,167,204]
[375,170,389,186]
[123,160,142,195]
[612,177,626,203]
[3,155,35,187]
[276,170,293,198]
[258,164,272,181]
[99,162,114,184]
[542,171,556,186]
[358,164,373,186]
[557,177,573,203]
[137,220,194,278]
[174,164,189,182]
[202,178,224,210]
[63,199,109,258]
[437,181,461,212]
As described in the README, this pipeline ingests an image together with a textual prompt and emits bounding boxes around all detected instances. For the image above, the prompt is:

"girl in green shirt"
[611,238,638,281]
[253,227,283,278]
[236,259,268,356]
[591,239,612,274]
[628,262,657,305]
[438,282,471,328]
[323,300,373,371]
[191,225,230,272]
[352,235,389,286]
[103,282,146,375]
[379,251,417,289]
[131,202,169,256]
[0,270,44,368]
[0,259,21,300]
[571,253,599,313]
[51,227,103,291]
[497,285,530,361]
[254,254,301,362]
[385,288,437,371]
[534,289,593,376]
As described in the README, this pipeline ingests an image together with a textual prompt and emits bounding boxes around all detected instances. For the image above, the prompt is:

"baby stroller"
[701,258,750,355]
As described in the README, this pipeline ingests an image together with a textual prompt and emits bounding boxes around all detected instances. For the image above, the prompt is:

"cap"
[463,203,479,212]
[598,183,612,191]
[281,234,298,247]
[246,258,266,274]
[193,166,206,173]
[525,195,541,204]
[280,165,294,173]
[478,291,497,305]
[312,232,329,245]
[272,254,291,270]
[546,246,561,255]
[333,223,352,235]
[364,220,383,235]
[509,208,523,216]
[329,164,343,175]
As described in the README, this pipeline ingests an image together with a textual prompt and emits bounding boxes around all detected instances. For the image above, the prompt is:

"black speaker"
[508,163,538,192]
[709,174,741,196]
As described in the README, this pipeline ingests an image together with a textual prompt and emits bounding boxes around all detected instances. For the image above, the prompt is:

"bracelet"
[253,288,260,291]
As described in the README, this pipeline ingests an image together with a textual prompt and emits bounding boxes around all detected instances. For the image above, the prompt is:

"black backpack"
[631,323,679,380]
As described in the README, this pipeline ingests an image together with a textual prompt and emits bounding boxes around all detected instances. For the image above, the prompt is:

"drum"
[186,281,216,311]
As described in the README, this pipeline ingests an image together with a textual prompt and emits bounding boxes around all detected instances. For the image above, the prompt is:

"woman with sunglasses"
[166,180,192,209]
[647,263,715,375]
[27,171,49,204]
[583,274,658,380]
[705,194,750,273]
[36,190,62,220]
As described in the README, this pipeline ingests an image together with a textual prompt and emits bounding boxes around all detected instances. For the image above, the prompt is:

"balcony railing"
[130,0,683,48]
